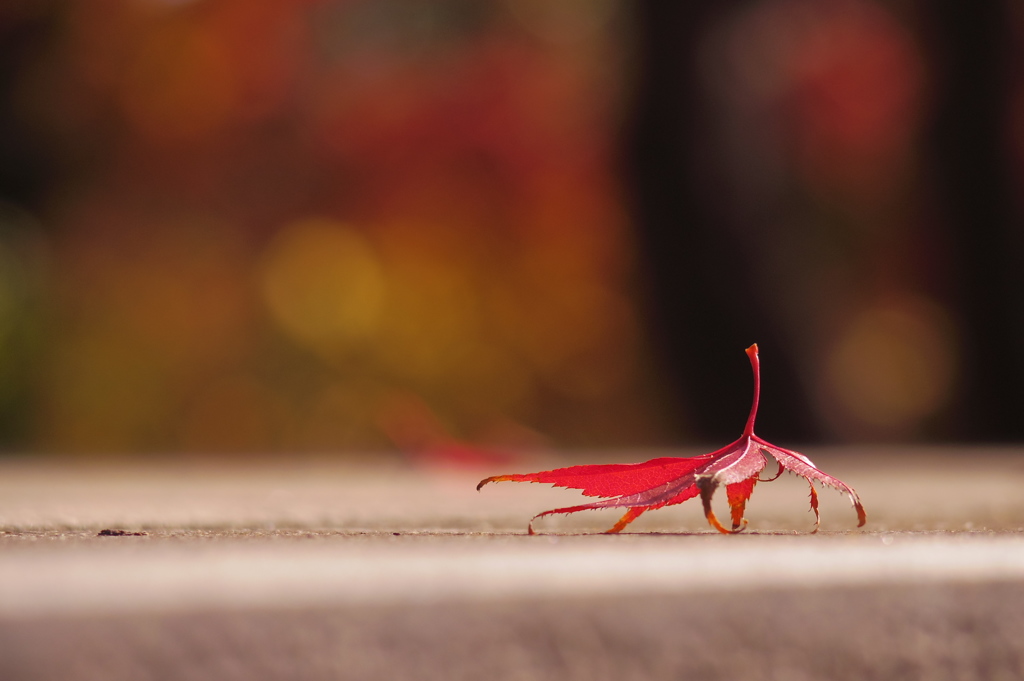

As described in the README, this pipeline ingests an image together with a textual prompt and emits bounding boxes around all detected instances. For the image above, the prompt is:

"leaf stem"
[743,343,760,437]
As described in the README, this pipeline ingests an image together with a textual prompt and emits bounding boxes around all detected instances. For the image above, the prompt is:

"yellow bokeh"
[260,218,386,356]
[822,294,957,437]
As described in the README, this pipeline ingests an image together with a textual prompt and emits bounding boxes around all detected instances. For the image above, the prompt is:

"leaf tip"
[855,501,867,527]
[476,475,506,491]
[697,475,734,534]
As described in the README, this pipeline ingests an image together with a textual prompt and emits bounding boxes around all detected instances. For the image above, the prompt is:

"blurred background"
[0,0,1021,458]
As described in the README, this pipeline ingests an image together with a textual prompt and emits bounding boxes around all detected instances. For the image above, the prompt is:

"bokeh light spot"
[822,295,957,438]
[260,218,386,355]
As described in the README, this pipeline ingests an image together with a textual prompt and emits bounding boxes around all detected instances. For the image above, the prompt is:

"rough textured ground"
[2,447,1024,680]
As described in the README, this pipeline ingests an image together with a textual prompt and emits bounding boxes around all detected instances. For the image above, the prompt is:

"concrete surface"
[1,447,1024,680]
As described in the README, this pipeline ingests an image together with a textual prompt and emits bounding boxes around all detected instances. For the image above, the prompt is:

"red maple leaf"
[478,344,866,534]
